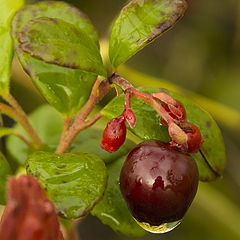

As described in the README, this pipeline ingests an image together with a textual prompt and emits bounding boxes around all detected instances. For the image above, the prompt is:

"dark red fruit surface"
[101,116,126,153]
[120,140,199,226]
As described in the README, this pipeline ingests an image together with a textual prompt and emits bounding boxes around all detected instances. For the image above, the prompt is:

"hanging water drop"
[135,219,182,234]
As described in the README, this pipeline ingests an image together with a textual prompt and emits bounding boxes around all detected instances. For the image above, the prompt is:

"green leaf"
[0,0,24,95]
[18,17,106,76]
[11,1,103,116]
[102,87,226,182]
[6,105,135,165]
[109,0,188,68]
[91,156,146,237]
[26,151,107,219]
[0,152,12,204]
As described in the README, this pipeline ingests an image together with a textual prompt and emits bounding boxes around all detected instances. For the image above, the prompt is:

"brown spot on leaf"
[146,0,188,44]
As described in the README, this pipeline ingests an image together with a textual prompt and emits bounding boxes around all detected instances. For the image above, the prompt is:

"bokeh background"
[7,0,240,239]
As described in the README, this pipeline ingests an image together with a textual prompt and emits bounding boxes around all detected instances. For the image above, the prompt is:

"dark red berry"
[101,116,126,153]
[179,122,203,153]
[161,102,186,125]
[120,140,199,226]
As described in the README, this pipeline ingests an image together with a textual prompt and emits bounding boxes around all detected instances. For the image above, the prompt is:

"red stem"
[111,75,175,123]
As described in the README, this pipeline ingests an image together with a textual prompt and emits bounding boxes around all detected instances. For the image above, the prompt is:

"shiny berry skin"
[101,116,126,153]
[179,122,203,153]
[161,102,186,125]
[120,140,199,226]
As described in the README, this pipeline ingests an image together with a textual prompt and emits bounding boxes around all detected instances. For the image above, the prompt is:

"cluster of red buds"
[101,78,203,154]
[0,175,64,240]
[152,92,203,153]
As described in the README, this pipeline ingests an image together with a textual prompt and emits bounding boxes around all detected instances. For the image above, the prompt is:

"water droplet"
[134,218,182,233]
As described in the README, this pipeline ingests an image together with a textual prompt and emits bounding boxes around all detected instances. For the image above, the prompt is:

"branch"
[3,93,42,148]
[118,65,240,132]
[0,127,34,148]
[0,102,41,149]
[111,75,175,123]
[56,79,110,154]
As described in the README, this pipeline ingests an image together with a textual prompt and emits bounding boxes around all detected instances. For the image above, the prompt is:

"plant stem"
[0,102,41,149]
[3,93,42,148]
[58,117,72,148]
[0,127,34,148]
[118,65,240,132]
[56,79,110,154]
[111,74,175,123]
[65,222,80,240]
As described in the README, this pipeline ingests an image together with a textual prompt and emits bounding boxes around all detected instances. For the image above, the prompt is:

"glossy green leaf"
[6,105,135,165]
[19,17,106,76]
[0,0,24,95]
[102,87,226,182]
[0,152,12,204]
[26,151,107,219]
[109,0,188,68]
[11,1,102,116]
[91,156,146,237]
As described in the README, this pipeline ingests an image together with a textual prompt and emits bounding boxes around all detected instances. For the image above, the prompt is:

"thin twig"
[0,127,34,147]
[65,221,80,240]
[10,132,34,147]
[55,79,110,154]
[111,75,175,123]
[58,117,72,148]
[3,93,42,148]
[0,102,41,149]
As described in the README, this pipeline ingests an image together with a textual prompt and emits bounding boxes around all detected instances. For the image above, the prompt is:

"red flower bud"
[180,122,203,153]
[161,102,186,125]
[123,108,136,128]
[152,92,186,124]
[101,116,126,153]
[0,175,64,240]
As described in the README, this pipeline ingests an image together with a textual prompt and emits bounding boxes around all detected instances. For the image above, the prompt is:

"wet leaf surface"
[27,151,107,219]
[109,0,188,68]
[92,156,146,237]
[11,1,103,116]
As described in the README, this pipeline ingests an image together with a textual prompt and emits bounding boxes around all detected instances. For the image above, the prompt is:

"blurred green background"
[8,0,240,239]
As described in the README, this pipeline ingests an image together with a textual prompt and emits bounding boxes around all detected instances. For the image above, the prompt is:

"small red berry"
[101,116,126,153]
